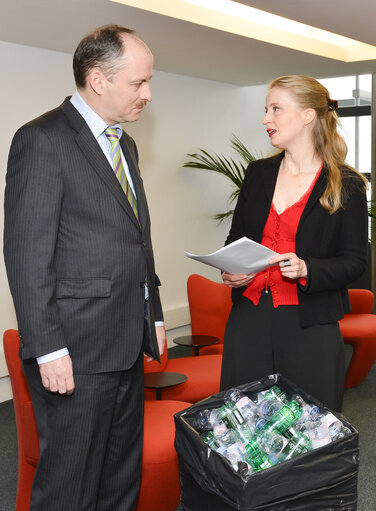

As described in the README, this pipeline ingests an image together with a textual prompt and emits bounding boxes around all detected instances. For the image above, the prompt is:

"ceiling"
[1,0,376,86]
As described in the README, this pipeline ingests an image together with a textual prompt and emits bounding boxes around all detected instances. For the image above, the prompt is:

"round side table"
[173,335,219,356]
[144,371,187,400]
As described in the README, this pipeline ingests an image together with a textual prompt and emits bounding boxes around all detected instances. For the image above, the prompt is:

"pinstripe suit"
[4,97,163,510]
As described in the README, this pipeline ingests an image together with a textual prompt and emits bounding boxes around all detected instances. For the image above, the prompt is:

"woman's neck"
[282,148,322,175]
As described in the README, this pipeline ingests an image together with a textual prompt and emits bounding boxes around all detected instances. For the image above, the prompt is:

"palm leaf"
[183,135,258,222]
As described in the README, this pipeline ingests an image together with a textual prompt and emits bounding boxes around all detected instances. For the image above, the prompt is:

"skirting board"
[163,304,190,330]
[0,377,12,403]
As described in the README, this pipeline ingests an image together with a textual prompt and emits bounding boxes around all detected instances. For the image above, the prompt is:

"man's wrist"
[37,347,69,365]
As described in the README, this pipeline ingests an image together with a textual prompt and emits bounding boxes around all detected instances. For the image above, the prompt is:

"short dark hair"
[73,24,135,88]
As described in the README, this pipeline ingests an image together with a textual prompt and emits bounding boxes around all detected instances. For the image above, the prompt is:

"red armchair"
[3,329,190,511]
[3,329,39,511]
[144,338,222,402]
[187,274,232,355]
[339,289,376,388]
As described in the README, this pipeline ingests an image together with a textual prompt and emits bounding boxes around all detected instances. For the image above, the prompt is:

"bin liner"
[174,373,359,511]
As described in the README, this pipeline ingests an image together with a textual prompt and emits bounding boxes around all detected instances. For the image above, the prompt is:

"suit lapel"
[61,99,141,230]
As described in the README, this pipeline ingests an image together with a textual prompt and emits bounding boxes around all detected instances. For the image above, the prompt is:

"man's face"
[101,39,153,125]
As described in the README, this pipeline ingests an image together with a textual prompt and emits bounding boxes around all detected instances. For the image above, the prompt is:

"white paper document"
[185,237,279,274]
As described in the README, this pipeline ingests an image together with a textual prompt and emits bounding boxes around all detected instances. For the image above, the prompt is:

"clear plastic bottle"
[194,408,215,431]
[262,400,303,436]
[285,425,312,452]
[224,388,258,422]
[307,416,331,449]
[245,446,274,472]
[328,420,352,441]
[257,398,283,420]
[291,394,320,421]
[218,402,247,430]
[263,385,288,404]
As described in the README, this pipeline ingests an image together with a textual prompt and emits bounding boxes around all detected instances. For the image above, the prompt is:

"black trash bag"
[174,373,359,511]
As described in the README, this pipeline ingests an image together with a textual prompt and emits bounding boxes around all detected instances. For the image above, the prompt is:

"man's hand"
[145,325,166,362]
[39,355,75,395]
[155,325,166,357]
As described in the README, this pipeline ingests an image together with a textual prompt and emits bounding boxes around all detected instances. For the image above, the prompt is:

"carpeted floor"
[0,344,375,510]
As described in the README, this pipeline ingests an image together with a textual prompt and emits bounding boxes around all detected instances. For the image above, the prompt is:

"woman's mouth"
[267,129,276,137]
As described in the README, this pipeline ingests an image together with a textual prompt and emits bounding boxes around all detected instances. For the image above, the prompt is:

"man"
[4,24,165,511]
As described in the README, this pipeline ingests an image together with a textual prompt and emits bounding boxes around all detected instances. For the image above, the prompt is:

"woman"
[220,75,368,412]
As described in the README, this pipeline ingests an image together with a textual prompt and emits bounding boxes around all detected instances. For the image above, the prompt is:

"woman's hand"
[269,252,307,280]
[222,272,255,288]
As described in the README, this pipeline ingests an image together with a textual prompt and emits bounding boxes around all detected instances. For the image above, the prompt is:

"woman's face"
[263,86,310,150]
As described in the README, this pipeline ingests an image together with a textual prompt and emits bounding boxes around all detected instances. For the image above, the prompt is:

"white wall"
[0,40,270,401]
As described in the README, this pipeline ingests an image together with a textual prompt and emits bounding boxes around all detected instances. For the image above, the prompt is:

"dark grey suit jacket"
[4,97,163,374]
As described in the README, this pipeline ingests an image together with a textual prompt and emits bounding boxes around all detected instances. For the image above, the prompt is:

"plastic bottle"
[291,394,320,421]
[328,420,352,441]
[245,446,274,472]
[218,402,247,431]
[261,400,303,436]
[307,416,331,449]
[257,398,283,420]
[284,425,312,452]
[201,431,221,450]
[263,385,288,404]
[224,388,258,422]
[194,408,216,431]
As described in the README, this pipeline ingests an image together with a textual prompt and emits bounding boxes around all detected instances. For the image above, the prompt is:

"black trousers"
[22,352,144,511]
[220,292,345,412]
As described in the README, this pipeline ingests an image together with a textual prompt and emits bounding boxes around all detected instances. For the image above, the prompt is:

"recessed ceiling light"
[109,0,376,62]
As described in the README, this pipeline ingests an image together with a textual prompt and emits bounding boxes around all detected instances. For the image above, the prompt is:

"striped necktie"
[104,127,139,222]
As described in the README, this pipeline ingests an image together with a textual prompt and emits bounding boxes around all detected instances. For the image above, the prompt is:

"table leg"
[156,389,162,400]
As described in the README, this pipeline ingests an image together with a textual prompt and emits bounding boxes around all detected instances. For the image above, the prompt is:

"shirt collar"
[70,91,123,139]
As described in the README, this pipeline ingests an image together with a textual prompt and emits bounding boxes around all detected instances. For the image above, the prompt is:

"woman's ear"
[303,108,317,126]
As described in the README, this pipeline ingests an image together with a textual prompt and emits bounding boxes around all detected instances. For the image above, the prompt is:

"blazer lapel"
[298,167,327,230]
[61,99,141,229]
[262,152,283,203]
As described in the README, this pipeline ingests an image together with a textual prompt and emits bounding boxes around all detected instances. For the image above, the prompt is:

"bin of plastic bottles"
[174,373,359,511]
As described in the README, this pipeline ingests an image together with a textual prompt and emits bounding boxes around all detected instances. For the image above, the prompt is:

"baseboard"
[163,305,190,330]
[0,376,12,403]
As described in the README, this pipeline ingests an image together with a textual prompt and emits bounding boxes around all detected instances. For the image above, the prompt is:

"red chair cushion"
[160,354,222,402]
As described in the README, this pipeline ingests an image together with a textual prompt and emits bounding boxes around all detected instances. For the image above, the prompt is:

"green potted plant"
[183,134,258,222]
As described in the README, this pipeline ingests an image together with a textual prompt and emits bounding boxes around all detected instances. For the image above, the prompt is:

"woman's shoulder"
[340,165,367,188]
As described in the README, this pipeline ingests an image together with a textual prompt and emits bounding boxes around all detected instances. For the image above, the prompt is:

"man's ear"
[87,68,106,96]
[303,108,316,126]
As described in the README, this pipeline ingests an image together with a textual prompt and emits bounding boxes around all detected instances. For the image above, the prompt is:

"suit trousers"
[220,291,345,412]
[22,352,145,511]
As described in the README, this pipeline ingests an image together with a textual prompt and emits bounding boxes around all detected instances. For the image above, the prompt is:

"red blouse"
[243,165,323,307]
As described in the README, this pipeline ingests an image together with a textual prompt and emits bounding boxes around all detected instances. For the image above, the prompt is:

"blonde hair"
[269,75,367,214]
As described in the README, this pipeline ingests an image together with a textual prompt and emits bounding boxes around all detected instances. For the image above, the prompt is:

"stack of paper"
[185,237,279,274]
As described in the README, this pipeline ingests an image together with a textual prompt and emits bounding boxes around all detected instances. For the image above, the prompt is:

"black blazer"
[4,98,163,373]
[227,153,368,327]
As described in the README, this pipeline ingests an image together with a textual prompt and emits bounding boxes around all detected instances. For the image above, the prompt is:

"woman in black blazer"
[220,75,368,411]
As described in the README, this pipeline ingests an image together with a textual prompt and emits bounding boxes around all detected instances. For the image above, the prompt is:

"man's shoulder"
[24,99,70,131]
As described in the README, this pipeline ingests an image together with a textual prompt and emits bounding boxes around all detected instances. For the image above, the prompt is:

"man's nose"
[142,82,152,102]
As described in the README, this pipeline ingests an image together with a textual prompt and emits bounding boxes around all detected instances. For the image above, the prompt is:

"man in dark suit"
[4,24,165,511]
